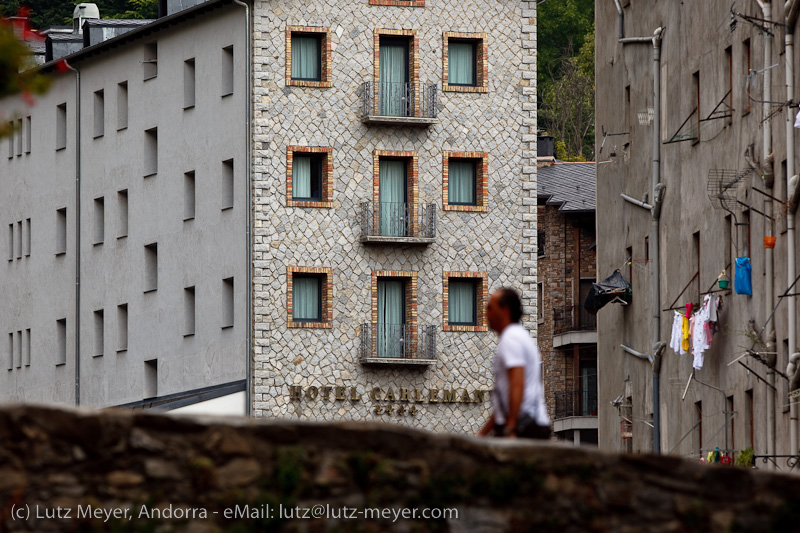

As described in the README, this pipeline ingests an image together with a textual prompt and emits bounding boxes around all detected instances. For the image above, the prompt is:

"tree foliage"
[0,0,157,28]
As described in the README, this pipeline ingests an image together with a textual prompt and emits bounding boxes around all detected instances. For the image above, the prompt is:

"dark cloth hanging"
[584,270,633,315]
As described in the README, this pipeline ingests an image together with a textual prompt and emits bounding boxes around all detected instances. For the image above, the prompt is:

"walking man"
[479,288,551,439]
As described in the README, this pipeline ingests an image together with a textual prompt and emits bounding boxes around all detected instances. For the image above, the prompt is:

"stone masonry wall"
[250,0,538,434]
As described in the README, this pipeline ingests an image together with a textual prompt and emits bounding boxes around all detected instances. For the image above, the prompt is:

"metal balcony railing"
[360,202,436,241]
[359,324,437,362]
[554,378,598,419]
[361,81,438,120]
[553,305,597,335]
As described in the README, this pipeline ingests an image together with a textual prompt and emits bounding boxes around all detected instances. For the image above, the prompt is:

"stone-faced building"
[2,0,537,431]
[537,150,597,446]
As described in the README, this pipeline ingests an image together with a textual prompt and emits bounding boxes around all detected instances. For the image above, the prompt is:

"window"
[222,46,234,96]
[692,70,700,143]
[143,42,157,80]
[287,267,332,328]
[93,197,104,245]
[144,127,157,177]
[24,328,30,366]
[56,208,67,255]
[93,309,104,357]
[745,389,754,448]
[222,159,234,210]
[24,218,30,257]
[184,171,196,220]
[117,81,128,130]
[443,272,488,332]
[725,46,733,125]
[742,38,751,114]
[222,277,234,329]
[443,33,488,93]
[56,318,67,366]
[443,152,488,212]
[695,400,703,456]
[693,231,700,301]
[372,150,418,236]
[7,123,13,158]
[371,270,417,358]
[93,89,104,138]
[7,333,12,370]
[144,243,157,292]
[286,27,332,88]
[56,103,67,151]
[117,304,128,352]
[537,282,544,323]
[184,287,195,336]
[375,32,415,117]
[118,190,128,238]
[287,146,333,207]
[16,118,22,156]
[144,359,157,398]
[368,0,425,7]
[15,330,21,368]
[184,58,196,109]
[727,395,735,451]
[537,230,545,256]
[15,221,21,259]
[7,224,12,261]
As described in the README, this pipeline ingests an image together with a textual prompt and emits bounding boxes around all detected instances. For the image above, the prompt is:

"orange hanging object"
[764,236,777,249]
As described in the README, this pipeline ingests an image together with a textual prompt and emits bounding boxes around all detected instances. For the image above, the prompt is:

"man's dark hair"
[497,288,523,323]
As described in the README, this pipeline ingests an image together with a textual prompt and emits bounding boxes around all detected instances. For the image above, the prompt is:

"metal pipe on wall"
[785,26,798,454]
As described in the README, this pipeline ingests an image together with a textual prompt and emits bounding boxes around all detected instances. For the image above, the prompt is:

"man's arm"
[505,366,525,436]
[478,413,496,436]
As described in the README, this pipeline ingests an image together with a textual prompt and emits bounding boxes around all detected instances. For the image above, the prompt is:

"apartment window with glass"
[293,154,322,200]
[287,146,333,207]
[443,272,488,332]
[378,36,411,117]
[287,267,332,328]
[286,27,332,88]
[443,33,488,93]
[443,152,488,212]
[448,159,476,205]
[378,158,408,237]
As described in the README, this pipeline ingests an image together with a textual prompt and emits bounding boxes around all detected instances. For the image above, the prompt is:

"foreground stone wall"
[1,405,799,532]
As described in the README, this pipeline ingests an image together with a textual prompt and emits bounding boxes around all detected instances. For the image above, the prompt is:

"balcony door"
[377,279,405,358]
[378,159,408,237]
[580,358,598,416]
[379,38,409,117]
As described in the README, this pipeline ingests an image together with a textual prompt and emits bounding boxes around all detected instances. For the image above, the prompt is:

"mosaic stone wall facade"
[250,0,537,434]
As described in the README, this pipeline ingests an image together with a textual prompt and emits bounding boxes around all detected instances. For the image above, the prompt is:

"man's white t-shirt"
[492,323,550,427]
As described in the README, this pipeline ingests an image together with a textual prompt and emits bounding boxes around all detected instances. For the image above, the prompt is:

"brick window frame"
[443,271,488,332]
[442,32,488,93]
[371,269,418,336]
[286,146,334,208]
[373,29,420,116]
[442,151,488,212]
[369,0,425,7]
[287,267,333,328]
[373,150,419,233]
[286,26,332,88]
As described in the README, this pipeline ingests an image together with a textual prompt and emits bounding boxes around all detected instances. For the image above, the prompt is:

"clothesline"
[662,262,731,312]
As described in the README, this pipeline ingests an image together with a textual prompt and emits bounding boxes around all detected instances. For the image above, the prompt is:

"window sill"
[56,147,66,152]
[183,216,195,222]
[143,288,157,294]
[443,324,488,333]
[443,84,488,94]
[55,362,66,367]
[143,172,157,178]
[117,126,128,132]
[93,134,104,139]
[93,241,103,247]
[55,251,66,256]
[221,92,233,98]
[368,0,425,6]
[287,200,333,208]
[144,75,157,82]
[183,333,195,338]
[116,348,127,353]
[117,234,128,240]
[221,325,233,330]
[221,206,234,211]
[287,80,333,89]
[183,104,195,110]
[444,204,487,212]
[288,321,332,329]
[93,354,103,358]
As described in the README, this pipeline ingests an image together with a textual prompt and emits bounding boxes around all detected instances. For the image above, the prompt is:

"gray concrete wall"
[596,0,800,461]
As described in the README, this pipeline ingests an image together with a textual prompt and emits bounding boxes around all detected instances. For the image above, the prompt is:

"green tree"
[0,1,157,28]
[537,0,594,90]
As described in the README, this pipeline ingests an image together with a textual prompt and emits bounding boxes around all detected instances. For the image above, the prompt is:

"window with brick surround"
[371,270,418,358]
[443,272,488,332]
[286,27,332,88]
[287,146,333,207]
[374,30,419,117]
[371,150,419,236]
[287,267,333,328]
[369,0,425,7]
[443,32,488,93]
[443,151,488,212]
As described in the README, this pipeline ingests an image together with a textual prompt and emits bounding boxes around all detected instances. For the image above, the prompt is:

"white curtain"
[379,159,406,236]
[293,277,319,321]
[292,155,312,198]
[379,42,407,116]
[449,280,475,324]
[448,160,475,204]
[292,35,320,80]
[448,41,475,85]
[377,279,404,358]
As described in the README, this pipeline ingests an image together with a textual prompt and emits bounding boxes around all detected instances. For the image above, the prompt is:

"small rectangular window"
[184,286,195,336]
[292,275,322,322]
[117,304,128,352]
[93,309,104,357]
[448,160,477,205]
[184,171,195,220]
[93,89,104,138]
[144,359,157,398]
[15,330,22,368]
[7,223,13,261]
[56,318,67,365]
[184,58,195,109]
[743,38,751,114]
[725,46,733,125]
[24,218,30,257]
[537,282,544,323]
[7,122,13,158]
[56,208,67,255]
[93,197,104,245]
[448,40,477,86]
[24,328,30,367]
[118,189,128,238]
[117,81,128,130]
[448,279,477,325]
[16,118,23,156]
[25,116,31,153]
[144,243,158,292]
[222,45,234,96]
[16,221,21,259]
[291,34,322,81]
[56,103,67,150]
[537,230,545,256]
[143,42,158,80]
[222,159,234,210]
[222,277,234,328]
[291,153,323,201]
[693,70,700,142]
[144,127,158,177]
[7,332,12,370]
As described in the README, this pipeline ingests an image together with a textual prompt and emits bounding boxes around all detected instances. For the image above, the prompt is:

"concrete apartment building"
[596,0,800,464]
[537,141,597,446]
[2,0,538,431]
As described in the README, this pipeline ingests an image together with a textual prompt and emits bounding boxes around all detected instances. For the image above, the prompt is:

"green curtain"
[292,35,320,80]
[378,280,404,358]
[379,43,407,116]
[379,159,406,236]
[293,277,319,321]
[448,161,475,204]
[449,280,475,324]
[292,155,311,198]
[448,41,475,85]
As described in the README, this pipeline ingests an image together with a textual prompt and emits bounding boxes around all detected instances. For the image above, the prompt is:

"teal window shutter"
[448,41,476,86]
[292,35,321,81]
[448,160,476,205]
[449,280,476,325]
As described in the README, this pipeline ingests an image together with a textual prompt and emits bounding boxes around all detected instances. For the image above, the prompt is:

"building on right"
[595,0,800,465]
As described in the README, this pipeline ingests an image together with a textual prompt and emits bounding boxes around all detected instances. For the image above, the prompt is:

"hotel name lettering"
[288,384,489,417]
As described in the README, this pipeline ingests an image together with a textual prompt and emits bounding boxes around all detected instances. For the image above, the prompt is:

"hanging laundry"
[670,311,686,355]
[692,311,708,370]
[795,110,800,129]
[682,313,691,353]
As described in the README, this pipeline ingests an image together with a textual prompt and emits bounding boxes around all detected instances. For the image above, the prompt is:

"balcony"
[553,378,598,438]
[552,305,597,348]
[359,324,437,365]
[360,202,436,245]
[360,81,438,126]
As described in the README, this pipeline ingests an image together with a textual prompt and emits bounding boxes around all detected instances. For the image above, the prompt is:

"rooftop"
[538,162,596,213]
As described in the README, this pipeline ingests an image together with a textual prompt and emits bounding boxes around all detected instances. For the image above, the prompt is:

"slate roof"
[537,162,596,213]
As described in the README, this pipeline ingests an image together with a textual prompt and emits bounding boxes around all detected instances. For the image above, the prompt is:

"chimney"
[73,3,100,34]
[537,135,555,158]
